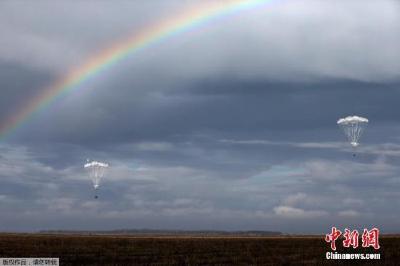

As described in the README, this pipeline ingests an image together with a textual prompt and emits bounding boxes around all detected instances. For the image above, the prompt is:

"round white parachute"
[84,160,109,198]
[337,115,369,148]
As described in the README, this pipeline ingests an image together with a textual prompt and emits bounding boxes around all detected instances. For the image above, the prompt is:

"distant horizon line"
[0,229,285,236]
[1,229,399,236]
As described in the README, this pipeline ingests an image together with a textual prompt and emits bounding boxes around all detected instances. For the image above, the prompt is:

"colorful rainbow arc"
[0,0,273,140]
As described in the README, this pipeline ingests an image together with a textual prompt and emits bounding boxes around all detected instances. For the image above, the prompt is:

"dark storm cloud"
[17,78,400,145]
[0,0,399,233]
[0,62,55,122]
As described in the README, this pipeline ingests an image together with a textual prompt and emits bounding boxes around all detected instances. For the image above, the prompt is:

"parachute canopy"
[84,160,109,190]
[337,115,369,147]
[84,161,109,169]
[337,116,369,125]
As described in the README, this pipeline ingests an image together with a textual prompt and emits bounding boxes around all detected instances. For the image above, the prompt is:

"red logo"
[362,228,380,250]
[325,227,380,250]
[325,227,342,251]
[343,228,359,248]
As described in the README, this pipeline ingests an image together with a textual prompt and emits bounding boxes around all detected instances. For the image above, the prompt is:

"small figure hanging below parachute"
[337,115,369,157]
[84,160,109,199]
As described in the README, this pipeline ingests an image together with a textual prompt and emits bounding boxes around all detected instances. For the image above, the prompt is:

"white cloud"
[282,193,308,207]
[338,210,360,218]
[342,198,364,207]
[220,139,345,150]
[135,142,174,151]
[221,139,400,160]
[303,157,397,181]
[273,205,327,219]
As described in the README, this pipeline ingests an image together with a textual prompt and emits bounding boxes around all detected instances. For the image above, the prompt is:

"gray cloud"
[1,0,399,80]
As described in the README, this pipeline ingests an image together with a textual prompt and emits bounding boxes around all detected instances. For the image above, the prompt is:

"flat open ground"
[0,234,399,265]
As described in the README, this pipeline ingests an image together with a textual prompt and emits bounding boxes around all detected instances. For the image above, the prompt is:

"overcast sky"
[0,0,400,234]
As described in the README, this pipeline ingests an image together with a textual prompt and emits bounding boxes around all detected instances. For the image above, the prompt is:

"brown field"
[0,234,399,265]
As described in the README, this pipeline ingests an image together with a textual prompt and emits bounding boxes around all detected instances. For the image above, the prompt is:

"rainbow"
[0,0,274,140]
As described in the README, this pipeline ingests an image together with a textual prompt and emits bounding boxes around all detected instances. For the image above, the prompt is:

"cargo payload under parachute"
[337,115,368,155]
[84,160,109,199]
